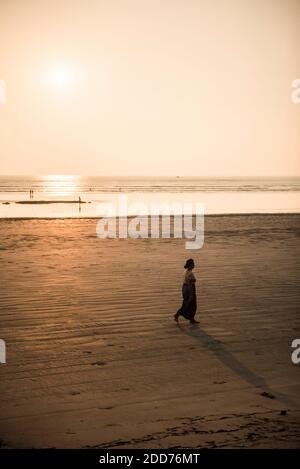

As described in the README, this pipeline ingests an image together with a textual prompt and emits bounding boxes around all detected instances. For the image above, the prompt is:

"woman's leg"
[187,286,198,323]
[175,284,190,321]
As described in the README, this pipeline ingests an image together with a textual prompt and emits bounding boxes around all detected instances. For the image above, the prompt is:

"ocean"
[0,175,300,218]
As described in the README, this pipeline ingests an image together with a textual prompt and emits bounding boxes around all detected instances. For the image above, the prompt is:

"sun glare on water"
[42,175,81,196]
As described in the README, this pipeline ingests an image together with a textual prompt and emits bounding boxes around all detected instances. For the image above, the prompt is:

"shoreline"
[1,212,300,221]
[1,188,300,219]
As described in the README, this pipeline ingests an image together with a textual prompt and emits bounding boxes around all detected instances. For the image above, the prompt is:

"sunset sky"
[0,0,299,177]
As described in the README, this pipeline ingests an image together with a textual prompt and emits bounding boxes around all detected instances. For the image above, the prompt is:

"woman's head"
[184,258,195,270]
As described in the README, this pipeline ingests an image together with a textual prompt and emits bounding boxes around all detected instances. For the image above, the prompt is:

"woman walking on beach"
[174,258,198,324]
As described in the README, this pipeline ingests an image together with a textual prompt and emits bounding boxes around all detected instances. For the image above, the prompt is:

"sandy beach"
[0,214,300,448]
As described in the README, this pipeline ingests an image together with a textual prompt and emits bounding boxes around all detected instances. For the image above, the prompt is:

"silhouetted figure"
[174,258,198,324]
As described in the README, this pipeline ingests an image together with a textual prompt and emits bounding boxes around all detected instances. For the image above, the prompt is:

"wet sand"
[0,215,300,448]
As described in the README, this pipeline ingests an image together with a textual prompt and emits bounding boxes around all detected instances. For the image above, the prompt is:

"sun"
[48,66,71,87]
[41,63,84,93]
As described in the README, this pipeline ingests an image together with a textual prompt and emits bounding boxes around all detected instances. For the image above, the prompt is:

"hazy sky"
[0,0,299,176]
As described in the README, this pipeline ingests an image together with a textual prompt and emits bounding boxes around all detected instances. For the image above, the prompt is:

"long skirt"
[177,283,197,320]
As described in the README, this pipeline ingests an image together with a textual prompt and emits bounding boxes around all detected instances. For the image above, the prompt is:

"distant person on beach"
[174,258,199,324]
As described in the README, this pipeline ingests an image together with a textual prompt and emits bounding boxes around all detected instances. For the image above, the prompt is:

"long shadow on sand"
[178,322,297,409]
